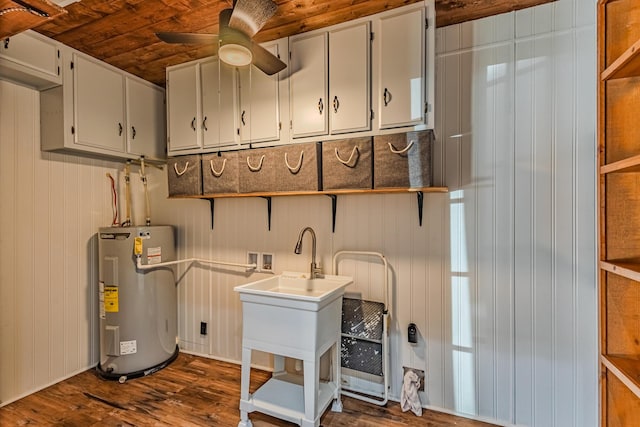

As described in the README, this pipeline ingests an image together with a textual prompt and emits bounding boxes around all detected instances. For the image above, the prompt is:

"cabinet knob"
[118,122,123,136]
[131,126,136,140]
[318,98,324,115]
[383,88,390,106]
[333,96,340,113]
[203,116,208,131]
[191,117,196,131]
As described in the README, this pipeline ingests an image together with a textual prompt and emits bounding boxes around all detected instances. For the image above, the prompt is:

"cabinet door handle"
[241,110,246,126]
[333,96,339,113]
[383,88,390,106]
[191,117,196,131]
[318,98,324,114]
[118,122,123,136]
[203,116,208,131]
[131,126,136,140]
[3,38,9,49]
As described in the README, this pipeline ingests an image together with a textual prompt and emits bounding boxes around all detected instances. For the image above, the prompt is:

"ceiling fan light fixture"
[219,43,252,67]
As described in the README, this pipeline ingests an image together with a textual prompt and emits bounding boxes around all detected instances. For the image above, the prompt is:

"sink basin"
[234,272,353,308]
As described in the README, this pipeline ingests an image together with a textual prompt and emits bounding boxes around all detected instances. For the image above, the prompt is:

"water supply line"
[122,161,132,227]
[135,256,256,271]
[139,157,151,226]
[106,173,118,226]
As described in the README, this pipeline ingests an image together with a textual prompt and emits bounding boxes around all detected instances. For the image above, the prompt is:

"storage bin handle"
[285,151,304,174]
[388,140,414,155]
[246,155,265,172]
[209,158,227,177]
[174,162,189,176]
[335,146,360,168]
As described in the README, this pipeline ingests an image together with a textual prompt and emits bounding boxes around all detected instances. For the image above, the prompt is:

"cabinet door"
[239,42,281,144]
[73,54,125,153]
[378,8,425,129]
[290,32,328,138]
[126,77,165,160]
[0,31,60,85]
[329,22,371,134]
[218,62,238,147]
[167,63,201,153]
[201,59,221,148]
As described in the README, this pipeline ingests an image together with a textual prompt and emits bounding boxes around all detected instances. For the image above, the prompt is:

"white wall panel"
[151,1,596,426]
[0,81,122,406]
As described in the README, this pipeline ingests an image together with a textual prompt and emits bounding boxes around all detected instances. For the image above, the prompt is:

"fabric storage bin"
[273,142,322,192]
[167,155,202,196]
[373,130,433,189]
[322,137,373,190]
[239,147,276,193]
[202,151,239,195]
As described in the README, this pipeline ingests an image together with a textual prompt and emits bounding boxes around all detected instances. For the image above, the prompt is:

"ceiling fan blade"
[250,41,286,75]
[156,32,218,44]
[229,0,278,38]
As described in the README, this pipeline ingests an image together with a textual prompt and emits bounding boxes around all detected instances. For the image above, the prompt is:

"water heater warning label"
[120,340,137,355]
[104,286,119,312]
[147,247,162,265]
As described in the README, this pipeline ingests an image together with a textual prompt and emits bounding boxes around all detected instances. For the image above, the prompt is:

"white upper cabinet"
[167,62,201,153]
[377,7,426,129]
[41,46,166,162]
[218,62,238,147]
[329,21,371,134]
[290,32,328,138]
[74,54,126,153]
[126,77,166,159]
[0,30,61,90]
[239,41,282,144]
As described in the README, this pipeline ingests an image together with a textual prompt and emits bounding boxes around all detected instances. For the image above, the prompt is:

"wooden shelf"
[602,37,640,81]
[170,186,448,200]
[170,187,448,231]
[600,259,640,282]
[601,355,640,399]
[600,154,640,174]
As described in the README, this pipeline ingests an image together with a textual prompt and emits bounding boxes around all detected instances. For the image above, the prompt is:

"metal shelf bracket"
[260,196,272,231]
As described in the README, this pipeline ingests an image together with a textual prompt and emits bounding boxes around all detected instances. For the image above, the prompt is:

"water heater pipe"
[139,157,151,226]
[122,162,132,227]
[136,256,256,271]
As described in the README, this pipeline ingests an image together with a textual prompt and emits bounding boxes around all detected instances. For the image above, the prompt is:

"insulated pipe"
[139,157,151,226]
[136,256,257,271]
[122,162,132,227]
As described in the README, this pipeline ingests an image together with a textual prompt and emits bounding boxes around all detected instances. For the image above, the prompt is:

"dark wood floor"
[0,353,496,426]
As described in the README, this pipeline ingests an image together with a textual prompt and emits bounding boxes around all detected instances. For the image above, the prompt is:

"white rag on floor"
[400,370,423,416]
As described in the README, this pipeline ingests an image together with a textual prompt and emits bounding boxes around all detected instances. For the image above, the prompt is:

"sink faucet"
[294,227,322,279]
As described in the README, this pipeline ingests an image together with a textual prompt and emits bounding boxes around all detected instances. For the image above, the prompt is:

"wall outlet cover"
[402,367,425,392]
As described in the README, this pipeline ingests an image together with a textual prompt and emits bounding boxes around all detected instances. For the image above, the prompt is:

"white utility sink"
[234,271,353,308]
[235,271,353,427]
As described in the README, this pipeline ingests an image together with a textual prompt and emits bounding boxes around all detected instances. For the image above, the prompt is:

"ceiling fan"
[156,0,286,76]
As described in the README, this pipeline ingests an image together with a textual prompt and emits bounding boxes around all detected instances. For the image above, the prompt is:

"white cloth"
[400,370,423,416]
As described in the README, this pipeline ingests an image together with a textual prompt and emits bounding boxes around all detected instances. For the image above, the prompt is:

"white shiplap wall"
[0,80,124,405]
[151,1,597,426]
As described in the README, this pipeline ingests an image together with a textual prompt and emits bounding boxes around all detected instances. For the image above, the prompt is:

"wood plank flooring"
[0,353,497,426]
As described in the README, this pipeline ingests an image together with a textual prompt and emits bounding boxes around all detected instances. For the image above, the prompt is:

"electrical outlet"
[402,367,425,392]
[261,253,274,273]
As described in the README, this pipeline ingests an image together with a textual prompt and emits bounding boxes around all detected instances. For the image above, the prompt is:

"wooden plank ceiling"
[14,0,554,86]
